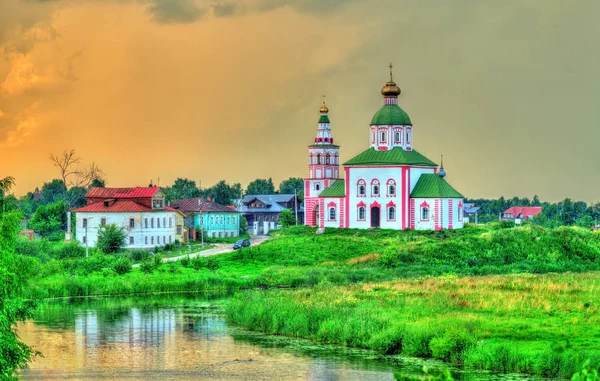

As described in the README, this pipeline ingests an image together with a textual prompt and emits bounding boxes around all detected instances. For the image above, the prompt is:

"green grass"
[227,272,600,378]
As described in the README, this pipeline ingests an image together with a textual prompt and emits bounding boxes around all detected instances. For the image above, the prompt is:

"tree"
[576,215,595,228]
[28,201,67,236]
[279,209,297,228]
[41,179,67,205]
[163,178,201,202]
[205,180,239,205]
[0,210,38,379]
[96,224,127,254]
[0,176,16,213]
[239,215,248,235]
[246,178,275,195]
[279,177,304,199]
[49,149,105,208]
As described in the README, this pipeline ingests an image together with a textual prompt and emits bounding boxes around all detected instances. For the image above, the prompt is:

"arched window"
[388,206,395,221]
[421,207,430,221]
[315,183,320,191]
[316,153,321,164]
[169,217,172,228]
[357,179,366,196]
[329,207,336,221]
[371,179,380,196]
[394,131,400,143]
[326,153,331,164]
[380,131,386,143]
[358,206,366,221]
[371,132,375,143]
[387,179,396,196]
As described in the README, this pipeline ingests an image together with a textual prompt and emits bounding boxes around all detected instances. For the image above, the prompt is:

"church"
[304,65,465,230]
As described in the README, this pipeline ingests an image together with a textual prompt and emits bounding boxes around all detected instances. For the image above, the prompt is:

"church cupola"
[370,63,413,152]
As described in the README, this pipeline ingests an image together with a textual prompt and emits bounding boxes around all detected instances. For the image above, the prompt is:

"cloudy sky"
[1,0,599,201]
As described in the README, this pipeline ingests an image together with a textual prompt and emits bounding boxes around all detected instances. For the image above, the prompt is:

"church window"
[315,183,320,191]
[329,207,336,221]
[358,206,366,221]
[421,207,430,221]
[357,179,366,196]
[371,179,380,196]
[380,131,386,143]
[372,132,375,143]
[326,153,331,164]
[388,207,396,221]
[395,131,400,143]
[387,179,396,196]
[317,154,322,164]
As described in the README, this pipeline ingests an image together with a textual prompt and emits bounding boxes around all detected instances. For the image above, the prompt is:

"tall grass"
[227,272,600,378]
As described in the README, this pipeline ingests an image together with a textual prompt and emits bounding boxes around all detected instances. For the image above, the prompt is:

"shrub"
[130,250,150,262]
[429,326,477,363]
[46,230,65,242]
[190,256,220,271]
[97,224,127,254]
[111,256,132,275]
[140,259,154,274]
[180,255,191,268]
[53,242,85,260]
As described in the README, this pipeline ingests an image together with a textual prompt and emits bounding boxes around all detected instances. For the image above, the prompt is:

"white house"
[73,187,185,249]
[304,65,465,230]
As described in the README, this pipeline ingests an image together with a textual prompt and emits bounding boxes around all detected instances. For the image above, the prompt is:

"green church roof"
[319,115,330,123]
[343,147,437,167]
[318,180,345,197]
[371,104,412,125]
[410,174,463,198]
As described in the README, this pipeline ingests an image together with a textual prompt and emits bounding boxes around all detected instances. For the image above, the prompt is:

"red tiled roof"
[86,187,161,199]
[74,200,177,213]
[503,206,542,218]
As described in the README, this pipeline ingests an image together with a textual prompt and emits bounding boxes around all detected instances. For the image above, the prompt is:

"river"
[19,295,536,380]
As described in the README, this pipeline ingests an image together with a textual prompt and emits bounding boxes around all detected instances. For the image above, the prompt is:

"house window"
[145,236,148,245]
[157,218,161,228]
[169,217,172,228]
[169,236,172,243]
[129,218,135,228]
[151,218,154,228]
[100,218,106,227]
[371,179,380,196]
[421,207,430,221]
[163,217,166,227]
[315,183,320,191]
[151,236,154,244]
[145,218,148,228]
[153,199,163,209]
[358,206,366,221]
[163,236,166,244]
[82,218,88,228]
[211,217,214,225]
[388,207,396,221]
[212,232,216,238]
[326,153,331,164]
[329,207,336,221]
[82,236,87,244]
[177,225,182,235]
[129,236,134,245]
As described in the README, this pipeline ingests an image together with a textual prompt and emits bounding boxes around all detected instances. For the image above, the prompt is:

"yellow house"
[175,210,189,243]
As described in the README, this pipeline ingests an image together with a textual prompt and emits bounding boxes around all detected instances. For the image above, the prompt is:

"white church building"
[304,66,465,230]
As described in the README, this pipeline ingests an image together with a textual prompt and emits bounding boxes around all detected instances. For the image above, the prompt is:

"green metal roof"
[319,180,345,197]
[343,147,437,167]
[410,174,463,198]
[371,104,412,125]
[319,115,330,123]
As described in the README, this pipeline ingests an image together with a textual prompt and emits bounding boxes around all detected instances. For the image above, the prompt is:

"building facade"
[170,197,241,239]
[304,66,465,230]
[238,194,302,235]
[74,187,185,249]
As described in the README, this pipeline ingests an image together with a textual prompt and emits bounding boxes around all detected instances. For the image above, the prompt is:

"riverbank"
[227,272,600,378]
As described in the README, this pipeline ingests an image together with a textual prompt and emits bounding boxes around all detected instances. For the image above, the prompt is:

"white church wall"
[412,198,436,230]
[409,167,436,192]
[323,198,342,228]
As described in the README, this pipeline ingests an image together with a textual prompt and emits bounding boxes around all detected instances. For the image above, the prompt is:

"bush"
[130,250,150,262]
[97,224,127,254]
[15,238,52,262]
[140,259,154,274]
[429,326,477,363]
[111,256,132,275]
[180,255,191,268]
[46,230,65,242]
[190,256,220,271]
[53,242,85,260]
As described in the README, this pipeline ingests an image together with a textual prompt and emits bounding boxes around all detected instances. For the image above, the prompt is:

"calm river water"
[19,295,536,380]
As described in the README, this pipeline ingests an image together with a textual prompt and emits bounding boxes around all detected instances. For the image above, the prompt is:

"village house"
[238,194,303,235]
[170,197,241,239]
[73,187,187,249]
[304,65,465,230]
[501,206,542,222]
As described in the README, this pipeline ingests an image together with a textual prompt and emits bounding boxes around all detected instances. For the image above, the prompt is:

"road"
[132,235,270,268]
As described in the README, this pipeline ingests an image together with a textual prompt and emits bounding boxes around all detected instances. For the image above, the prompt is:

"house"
[238,194,303,234]
[170,197,241,239]
[463,203,481,224]
[501,206,542,223]
[304,65,465,230]
[73,187,187,249]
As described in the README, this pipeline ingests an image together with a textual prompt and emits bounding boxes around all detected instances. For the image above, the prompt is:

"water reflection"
[19,296,536,381]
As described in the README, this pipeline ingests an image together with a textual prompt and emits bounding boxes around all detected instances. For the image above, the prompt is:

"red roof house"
[502,206,542,221]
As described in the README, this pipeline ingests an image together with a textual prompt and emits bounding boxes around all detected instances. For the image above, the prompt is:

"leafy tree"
[279,209,297,228]
[28,201,67,236]
[246,178,275,195]
[239,215,248,235]
[205,180,240,205]
[90,178,105,188]
[41,179,67,205]
[577,215,595,228]
[0,176,16,213]
[96,224,127,254]
[163,178,201,202]
[67,186,87,209]
[278,177,304,199]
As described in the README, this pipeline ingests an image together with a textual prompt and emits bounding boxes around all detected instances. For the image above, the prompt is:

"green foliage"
[246,178,275,195]
[572,360,600,381]
[239,215,248,235]
[54,241,85,259]
[97,224,127,254]
[395,367,454,381]
[28,200,66,236]
[140,259,155,274]
[111,256,132,275]
[40,179,67,205]
[279,209,297,228]
[163,178,201,202]
[278,177,304,199]
[190,256,220,271]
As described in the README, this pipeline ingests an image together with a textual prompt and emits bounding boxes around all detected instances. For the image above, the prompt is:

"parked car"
[233,239,251,250]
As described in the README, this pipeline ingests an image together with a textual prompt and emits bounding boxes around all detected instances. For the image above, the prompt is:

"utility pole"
[294,188,298,225]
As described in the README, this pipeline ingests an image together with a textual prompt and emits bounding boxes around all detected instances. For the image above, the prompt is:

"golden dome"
[319,100,329,114]
[381,62,401,96]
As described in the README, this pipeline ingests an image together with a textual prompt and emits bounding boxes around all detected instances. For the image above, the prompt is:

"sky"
[1,0,599,202]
